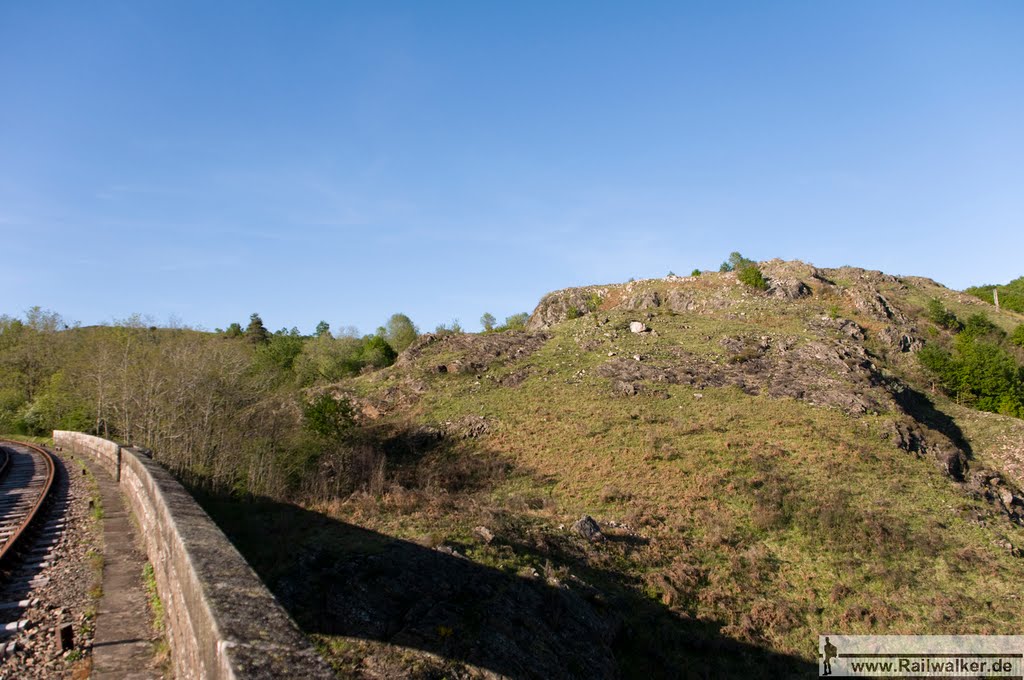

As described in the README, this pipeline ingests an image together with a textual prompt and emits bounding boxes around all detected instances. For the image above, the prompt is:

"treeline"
[919,300,1024,418]
[0,306,527,500]
[965,276,1024,314]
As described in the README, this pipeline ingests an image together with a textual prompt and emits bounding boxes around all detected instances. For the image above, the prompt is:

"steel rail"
[0,439,56,567]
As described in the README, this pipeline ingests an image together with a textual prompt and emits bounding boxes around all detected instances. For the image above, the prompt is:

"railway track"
[0,439,64,657]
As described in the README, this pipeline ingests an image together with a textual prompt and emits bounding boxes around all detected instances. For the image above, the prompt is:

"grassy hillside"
[205,260,1024,678]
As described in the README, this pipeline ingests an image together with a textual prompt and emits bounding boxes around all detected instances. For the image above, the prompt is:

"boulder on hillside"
[768,278,812,299]
[472,526,495,544]
[572,515,605,542]
[629,321,648,334]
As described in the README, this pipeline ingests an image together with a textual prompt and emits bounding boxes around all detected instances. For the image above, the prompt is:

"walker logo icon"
[818,635,1024,677]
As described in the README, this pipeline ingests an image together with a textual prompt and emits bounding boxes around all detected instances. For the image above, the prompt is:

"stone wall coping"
[53,431,333,679]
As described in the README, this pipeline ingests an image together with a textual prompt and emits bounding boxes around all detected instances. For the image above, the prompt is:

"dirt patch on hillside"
[597,330,888,416]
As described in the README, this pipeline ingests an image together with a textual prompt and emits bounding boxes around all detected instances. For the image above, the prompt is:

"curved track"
[0,440,56,567]
[0,440,63,656]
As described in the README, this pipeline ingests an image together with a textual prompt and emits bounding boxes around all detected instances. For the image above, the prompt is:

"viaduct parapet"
[53,431,333,679]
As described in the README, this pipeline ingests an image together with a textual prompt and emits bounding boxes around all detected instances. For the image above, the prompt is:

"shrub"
[434,319,464,335]
[960,313,999,339]
[737,265,769,291]
[926,299,962,331]
[496,313,529,332]
[303,393,355,439]
[1012,325,1024,348]
[256,328,304,373]
[360,335,398,368]
[691,269,701,277]
[293,332,397,384]
[919,338,1024,418]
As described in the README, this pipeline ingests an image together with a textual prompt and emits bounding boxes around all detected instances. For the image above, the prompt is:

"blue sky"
[2,2,1022,334]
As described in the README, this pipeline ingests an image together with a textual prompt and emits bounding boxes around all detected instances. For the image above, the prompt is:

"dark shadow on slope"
[196,491,816,680]
[891,383,973,458]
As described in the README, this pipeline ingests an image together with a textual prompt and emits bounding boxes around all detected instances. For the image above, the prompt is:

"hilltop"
[201,259,1024,678]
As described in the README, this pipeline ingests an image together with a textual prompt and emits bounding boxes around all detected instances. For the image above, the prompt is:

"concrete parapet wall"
[53,431,333,679]
[56,431,121,480]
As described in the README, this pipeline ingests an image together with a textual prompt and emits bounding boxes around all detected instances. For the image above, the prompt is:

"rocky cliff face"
[520,260,1014,484]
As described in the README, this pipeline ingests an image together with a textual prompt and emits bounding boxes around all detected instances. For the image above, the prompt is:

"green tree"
[918,345,957,392]
[920,334,1024,418]
[480,312,496,332]
[223,322,243,338]
[384,313,418,353]
[691,269,701,277]
[22,370,92,434]
[720,251,754,273]
[246,313,270,345]
[315,320,331,337]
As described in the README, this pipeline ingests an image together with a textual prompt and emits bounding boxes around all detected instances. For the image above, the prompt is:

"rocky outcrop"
[664,289,698,312]
[593,315,972,479]
[625,291,662,310]
[881,419,967,480]
[596,331,889,416]
[845,287,907,323]
[878,326,924,353]
[527,288,607,330]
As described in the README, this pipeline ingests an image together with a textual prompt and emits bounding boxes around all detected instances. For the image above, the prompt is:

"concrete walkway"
[86,459,163,679]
